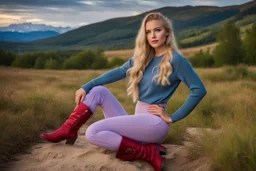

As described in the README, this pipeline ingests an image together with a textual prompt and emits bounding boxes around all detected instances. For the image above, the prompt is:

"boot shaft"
[116,136,164,171]
[64,103,93,132]
[41,103,93,144]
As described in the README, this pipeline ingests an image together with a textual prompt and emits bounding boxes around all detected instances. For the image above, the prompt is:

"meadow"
[104,42,217,60]
[0,61,256,170]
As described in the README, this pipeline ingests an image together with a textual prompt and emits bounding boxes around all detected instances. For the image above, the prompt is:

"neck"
[154,46,167,57]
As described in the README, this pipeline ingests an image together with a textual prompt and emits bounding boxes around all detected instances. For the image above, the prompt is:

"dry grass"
[1,65,256,170]
[104,42,218,60]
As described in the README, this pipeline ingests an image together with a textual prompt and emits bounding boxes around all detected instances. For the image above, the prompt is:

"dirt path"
[5,127,212,171]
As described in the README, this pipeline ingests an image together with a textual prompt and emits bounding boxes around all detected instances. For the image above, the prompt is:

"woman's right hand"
[75,88,87,105]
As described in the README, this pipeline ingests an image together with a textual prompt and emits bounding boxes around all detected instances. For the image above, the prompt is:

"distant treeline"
[189,21,256,67]
[0,48,126,70]
[1,21,256,69]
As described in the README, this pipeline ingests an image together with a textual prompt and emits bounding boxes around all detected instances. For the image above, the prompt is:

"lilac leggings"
[83,86,170,151]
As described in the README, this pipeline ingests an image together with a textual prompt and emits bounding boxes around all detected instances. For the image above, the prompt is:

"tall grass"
[0,65,256,171]
[185,66,256,171]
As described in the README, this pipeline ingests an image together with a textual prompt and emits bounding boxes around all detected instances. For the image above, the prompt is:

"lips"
[152,40,158,44]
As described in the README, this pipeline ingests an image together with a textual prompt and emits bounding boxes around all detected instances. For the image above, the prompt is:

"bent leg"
[85,114,170,150]
[82,86,128,118]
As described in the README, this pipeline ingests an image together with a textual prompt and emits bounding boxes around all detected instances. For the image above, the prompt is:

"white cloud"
[78,1,103,6]
[0,13,22,26]
[193,0,216,6]
[43,21,69,27]
[137,0,160,6]
[0,13,21,20]
[44,7,61,11]
[78,22,89,26]
[26,18,44,23]
[131,11,140,16]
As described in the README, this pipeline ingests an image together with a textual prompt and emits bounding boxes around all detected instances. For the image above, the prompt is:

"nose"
[151,31,156,38]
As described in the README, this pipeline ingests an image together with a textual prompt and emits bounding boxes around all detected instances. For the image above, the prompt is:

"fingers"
[148,104,164,115]
[148,108,161,115]
[148,104,159,108]
[148,104,162,110]
[75,88,86,105]
[148,109,161,114]
[80,95,85,103]
[75,91,80,105]
[75,95,79,105]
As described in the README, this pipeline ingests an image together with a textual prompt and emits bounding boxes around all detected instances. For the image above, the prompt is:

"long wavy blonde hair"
[127,12,179,103]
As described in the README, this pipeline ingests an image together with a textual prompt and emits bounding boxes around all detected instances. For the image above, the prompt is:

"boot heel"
[66,138,76,145]
[157,145,167,155]
[159,147,167,155]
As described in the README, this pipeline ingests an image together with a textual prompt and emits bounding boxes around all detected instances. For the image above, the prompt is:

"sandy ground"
[5,127,212,171]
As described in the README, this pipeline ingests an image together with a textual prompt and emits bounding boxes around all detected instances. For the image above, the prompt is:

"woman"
[41,12,207,171]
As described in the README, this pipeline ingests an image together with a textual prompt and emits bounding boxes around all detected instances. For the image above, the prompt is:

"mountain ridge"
[0,31,59,42]
[1,1,255,52]
[0,22,74,34]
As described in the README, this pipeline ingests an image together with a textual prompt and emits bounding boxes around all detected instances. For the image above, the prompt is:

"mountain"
[1,1,255,52]
[0,23,73,34]
[0,31,59,42]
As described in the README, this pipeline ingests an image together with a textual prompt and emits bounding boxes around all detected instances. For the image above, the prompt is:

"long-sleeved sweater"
[82,51,207,123]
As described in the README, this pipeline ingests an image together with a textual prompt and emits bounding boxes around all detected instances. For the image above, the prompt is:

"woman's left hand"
[148,104,172,123]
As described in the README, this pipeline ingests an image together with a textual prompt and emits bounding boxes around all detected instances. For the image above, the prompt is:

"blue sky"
[0,0,253,27]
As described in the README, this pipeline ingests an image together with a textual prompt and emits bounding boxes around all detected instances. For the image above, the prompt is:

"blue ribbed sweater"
[82,51,207,123]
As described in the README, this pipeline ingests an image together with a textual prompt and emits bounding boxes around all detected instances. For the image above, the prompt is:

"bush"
[224,64,249,79]
[109,57,126,67]
[189,48,214,67]
[62,49,109,69]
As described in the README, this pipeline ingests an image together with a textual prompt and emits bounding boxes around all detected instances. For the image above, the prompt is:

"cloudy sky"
[0,0,253,28]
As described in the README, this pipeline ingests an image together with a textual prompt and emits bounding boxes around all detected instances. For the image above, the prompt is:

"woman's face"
[145,19,168,49]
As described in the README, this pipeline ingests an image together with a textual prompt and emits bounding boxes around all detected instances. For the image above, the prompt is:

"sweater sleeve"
[81,57,133,93]
[170,58,207,123]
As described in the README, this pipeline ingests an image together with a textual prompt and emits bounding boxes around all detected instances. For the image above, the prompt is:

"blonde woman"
[41,12,207,171]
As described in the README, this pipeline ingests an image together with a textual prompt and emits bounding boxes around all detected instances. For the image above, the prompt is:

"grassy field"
[104,42,218,60]
[1,64,256,170]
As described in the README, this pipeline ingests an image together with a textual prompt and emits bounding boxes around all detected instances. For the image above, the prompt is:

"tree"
[213,21,244,66]
[91,48,109,69]
[0,49,16,66]
[12,52,38,68]
[35,56,47,69]
[44,58,60,69]
[243,23,256,65]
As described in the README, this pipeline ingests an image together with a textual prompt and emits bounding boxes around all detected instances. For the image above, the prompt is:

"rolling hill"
[1,1,255,52]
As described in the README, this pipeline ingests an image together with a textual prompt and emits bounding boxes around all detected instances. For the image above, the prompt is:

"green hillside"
[1,1,256,52]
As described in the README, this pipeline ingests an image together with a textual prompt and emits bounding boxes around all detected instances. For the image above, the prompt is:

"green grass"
[180,31,212,44]
[235,14,256,27]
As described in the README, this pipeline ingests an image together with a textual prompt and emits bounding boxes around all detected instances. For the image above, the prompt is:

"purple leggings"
[83,86,170,151]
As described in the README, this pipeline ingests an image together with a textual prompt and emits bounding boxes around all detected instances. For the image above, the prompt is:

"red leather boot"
[41,103,93,144]
[116,136,164,171]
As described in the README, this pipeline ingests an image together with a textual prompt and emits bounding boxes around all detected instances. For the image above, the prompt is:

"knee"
[89,86,109,96]
[85,124,97,142]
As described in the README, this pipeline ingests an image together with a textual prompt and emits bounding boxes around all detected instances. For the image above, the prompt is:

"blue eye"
[156,29,161,32]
